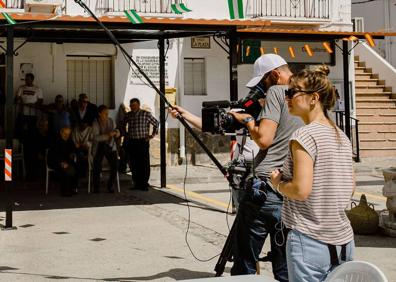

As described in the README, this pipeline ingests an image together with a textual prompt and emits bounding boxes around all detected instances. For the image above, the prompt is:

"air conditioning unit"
[25,0,63,14]
[352,17,364,32]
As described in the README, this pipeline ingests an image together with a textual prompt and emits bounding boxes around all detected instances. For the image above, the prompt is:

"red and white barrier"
[4,149,12,181]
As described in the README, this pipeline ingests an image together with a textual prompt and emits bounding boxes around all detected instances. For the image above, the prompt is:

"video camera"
[201,83,266,134]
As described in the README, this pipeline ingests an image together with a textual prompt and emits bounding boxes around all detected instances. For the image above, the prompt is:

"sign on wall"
[130,55,169,85]
[191,37,211,49]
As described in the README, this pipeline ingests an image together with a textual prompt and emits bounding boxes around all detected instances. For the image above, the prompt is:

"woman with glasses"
[270,65,355,282]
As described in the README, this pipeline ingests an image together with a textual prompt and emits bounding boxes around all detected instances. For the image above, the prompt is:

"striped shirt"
[121,109,159,140]
[281,121,354,245]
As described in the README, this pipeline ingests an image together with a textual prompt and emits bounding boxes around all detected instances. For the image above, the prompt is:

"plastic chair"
[325,261,388,282]
[87,145,120,193]
[45,149,56,195]
[0,139,26,179]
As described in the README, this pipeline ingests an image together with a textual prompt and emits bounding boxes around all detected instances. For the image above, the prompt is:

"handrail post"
[355,119,360,162]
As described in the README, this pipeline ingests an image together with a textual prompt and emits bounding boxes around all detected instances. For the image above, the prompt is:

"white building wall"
[11,37,350,124]
[9,0,354,129]
[352,0,396,66]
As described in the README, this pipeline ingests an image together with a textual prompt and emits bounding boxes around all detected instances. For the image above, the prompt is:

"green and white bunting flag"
[228,0,244,19]
[2,12,16,25]
[171,3,192,14]
[124,9,143,24]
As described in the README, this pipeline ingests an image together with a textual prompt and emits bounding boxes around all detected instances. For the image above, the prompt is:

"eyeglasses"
[285,88,317,100]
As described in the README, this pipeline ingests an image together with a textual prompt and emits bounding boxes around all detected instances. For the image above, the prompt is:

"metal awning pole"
[229,29,238,102]
[343,40,351,139]
[159,38,166,188]
[2,26,16,230]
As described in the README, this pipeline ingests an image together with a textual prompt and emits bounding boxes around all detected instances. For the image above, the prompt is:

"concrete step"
[359,122,396,132]
[360,130,396,139]
[355,93,391,99]
[355,67,373,74]
[355,85,388,92]
[360,139,396,148]
[355,79,381,86]
[357,114,396,123]
[355,73,374,79]
[357,106,396,113]
[356,100,396,107]
[356,97,396,102]
[355,61,366,68]
[360,148,396,157]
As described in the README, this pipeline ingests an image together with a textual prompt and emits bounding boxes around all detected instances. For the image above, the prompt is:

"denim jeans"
[231,184,288,282]
[286,229,355,282]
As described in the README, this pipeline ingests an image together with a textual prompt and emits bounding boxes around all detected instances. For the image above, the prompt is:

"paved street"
[0,160,395,281]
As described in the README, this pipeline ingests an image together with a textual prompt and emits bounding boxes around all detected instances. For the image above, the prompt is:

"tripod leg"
[214,212,239,277]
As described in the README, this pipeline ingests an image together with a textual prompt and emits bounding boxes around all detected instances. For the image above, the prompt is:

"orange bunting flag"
[322,42,333,54]
[273,47,279,54]
[288,46,295,58]
[245,46,250,57]
[260,47,265,55]
[304,44,313,57]
[364,33,376,47]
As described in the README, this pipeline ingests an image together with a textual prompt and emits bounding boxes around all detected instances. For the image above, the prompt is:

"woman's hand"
[270,169,283,188]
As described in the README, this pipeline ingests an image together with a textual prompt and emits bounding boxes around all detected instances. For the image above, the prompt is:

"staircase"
[354,55,396,158]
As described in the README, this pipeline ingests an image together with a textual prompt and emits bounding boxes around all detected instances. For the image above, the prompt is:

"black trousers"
[93,143,118,192]
[128,138,150,189]
[57,163,78,196]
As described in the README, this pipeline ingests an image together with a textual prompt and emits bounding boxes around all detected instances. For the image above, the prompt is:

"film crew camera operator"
[171,54,303,281]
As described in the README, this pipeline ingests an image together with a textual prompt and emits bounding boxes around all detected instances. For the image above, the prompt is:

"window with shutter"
[66,55,114,108]
[184,58,207,96]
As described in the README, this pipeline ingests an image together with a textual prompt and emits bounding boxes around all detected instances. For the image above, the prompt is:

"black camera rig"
[202,83,266,134]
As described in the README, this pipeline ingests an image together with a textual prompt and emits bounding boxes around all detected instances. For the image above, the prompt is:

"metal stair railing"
[334,110,361,162]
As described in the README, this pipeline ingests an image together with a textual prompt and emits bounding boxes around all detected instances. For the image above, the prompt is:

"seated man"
[49,95,71,136]
[71,93,98,127]
[48,127,78,197]
[91,105,120,193]
[72,122,92,178]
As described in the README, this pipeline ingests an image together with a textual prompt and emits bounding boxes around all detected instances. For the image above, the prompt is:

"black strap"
[327,244,339,267]
[341,244,347,261]
[327,243,348,267]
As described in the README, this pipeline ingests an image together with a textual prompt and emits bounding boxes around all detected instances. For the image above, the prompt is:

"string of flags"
[124,3,192,24]
[171,3,192,14]
[228,0,244,20]
[242,36,375,59]
[124,9,144,24]
[242,43,325,58]
[0,0,16,25]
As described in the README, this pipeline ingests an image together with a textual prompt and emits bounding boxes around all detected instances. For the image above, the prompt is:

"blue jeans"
[231,184,288,282]
[286,229,355,282]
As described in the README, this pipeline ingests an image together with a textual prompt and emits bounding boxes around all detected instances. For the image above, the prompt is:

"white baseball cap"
[246,54,287,88]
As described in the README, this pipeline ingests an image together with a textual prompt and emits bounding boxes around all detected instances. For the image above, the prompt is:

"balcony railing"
[249,0,330,19]
[2,0,24,9]
[93,0,183,14]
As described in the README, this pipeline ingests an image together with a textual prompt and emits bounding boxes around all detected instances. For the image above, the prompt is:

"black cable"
[183,146,220,262]
[352,0,378,4]
[0,15,60,28]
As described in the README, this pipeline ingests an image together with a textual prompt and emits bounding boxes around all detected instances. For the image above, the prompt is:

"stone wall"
[150,128,231,166]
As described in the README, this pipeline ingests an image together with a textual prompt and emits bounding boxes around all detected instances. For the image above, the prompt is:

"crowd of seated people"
[13,88,129,197]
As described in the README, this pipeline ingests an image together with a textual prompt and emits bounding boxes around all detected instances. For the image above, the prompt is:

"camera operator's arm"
[231,112,277,150]
[169,105,202,130]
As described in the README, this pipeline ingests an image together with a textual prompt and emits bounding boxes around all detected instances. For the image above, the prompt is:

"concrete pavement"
[0,159,395,281]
